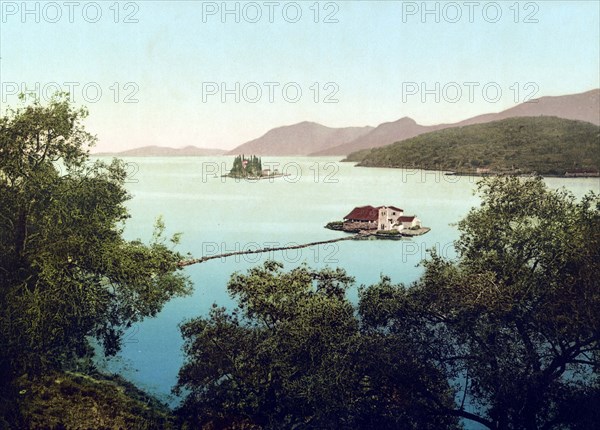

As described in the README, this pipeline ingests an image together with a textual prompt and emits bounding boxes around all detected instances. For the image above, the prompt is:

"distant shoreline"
[445,172,599,178]
[348,164,599,179]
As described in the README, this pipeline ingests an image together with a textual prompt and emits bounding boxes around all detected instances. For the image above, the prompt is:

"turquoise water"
[91,156,599,408]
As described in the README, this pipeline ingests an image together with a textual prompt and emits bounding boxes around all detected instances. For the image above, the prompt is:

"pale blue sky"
[1,1,598,151]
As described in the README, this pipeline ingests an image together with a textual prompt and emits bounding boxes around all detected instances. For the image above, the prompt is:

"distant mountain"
[311,117,444,156]
[227,121,373,156]
[457,89,600,127]
[94,145,227,157]
[315,89,600,156]
[349,117,600,176]
[93,89,599,158]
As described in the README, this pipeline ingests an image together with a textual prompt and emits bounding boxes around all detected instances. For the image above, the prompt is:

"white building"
[397,215,422,229]
[377,206,405,230]
[343,205,421,232]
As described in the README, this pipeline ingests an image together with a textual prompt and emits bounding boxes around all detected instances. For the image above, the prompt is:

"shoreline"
[221,173,290,180]
[444,172,600,178]
[347,163,599,178]
[353,228,431,239]
[325,223,431,238]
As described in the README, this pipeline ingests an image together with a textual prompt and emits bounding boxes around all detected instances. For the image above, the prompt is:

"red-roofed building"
[344,206,379,222]
[387,206,404,213]
[343,205,379,230]
[343,205,416,231]
[398,215,422,229]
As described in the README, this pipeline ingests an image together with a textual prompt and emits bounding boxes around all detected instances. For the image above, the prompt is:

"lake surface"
[91,156,599,412]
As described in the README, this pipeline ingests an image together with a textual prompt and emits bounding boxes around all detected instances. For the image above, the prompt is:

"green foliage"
[229,154,263,178]
[343,148,372,163]
[375,230,401,235]
[360,176,600,429]
[175,261,459,429]
[0,95,191,393]
[12,371,175,429]
[347,117,600,175]
[324,221,344,231]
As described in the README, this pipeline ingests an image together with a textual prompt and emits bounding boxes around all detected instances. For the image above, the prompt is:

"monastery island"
[326,205,430,237]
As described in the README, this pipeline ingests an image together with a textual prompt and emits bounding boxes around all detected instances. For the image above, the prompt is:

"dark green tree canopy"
[229,154,263,178]
[360,176,600,429]
[0,94,191,378]
[175,261,459,430]
[176,176,598,430]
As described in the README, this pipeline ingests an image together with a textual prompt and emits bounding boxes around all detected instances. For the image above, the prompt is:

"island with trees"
[225,155,287,180]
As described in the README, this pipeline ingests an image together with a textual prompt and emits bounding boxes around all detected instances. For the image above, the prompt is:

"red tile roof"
[387,206,404,212]
[398,215,417,222]
[344,206,379,222]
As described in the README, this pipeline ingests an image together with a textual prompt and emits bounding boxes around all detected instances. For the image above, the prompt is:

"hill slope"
[457,88,600,127]
[350,117,600,175]
[228,121,373,156]
[311,117,444,156]
[10,372,175,429]
[316,89,600,156]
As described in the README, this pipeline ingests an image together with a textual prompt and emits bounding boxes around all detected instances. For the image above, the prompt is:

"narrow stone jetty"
[177,236,359,267]
[177,228,431,268]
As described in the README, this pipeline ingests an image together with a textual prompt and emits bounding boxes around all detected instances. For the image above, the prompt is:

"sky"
[0,1,599,152]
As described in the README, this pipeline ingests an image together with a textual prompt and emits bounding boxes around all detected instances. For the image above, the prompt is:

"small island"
[224,155,288,180]
[326,205,430,238]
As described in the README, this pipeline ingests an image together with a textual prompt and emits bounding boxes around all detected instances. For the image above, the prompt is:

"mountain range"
[93,89,599,157]
[311,117,445,156]
[226,122,374,156]
[313,89,600,156]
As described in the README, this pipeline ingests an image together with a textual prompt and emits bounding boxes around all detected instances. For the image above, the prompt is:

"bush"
[375,229,401,235]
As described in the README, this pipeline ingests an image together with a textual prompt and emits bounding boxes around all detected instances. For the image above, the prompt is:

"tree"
[228,155,263,178]
[360,176,600,429]
[0,94,191,385]
[175,261,459,429]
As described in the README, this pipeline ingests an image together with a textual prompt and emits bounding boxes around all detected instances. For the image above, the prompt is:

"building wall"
[401,217,422,229]
[378,206,404,230]
[343,206,413,232]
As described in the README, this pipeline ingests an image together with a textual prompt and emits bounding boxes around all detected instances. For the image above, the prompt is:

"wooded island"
[225,155,287,179]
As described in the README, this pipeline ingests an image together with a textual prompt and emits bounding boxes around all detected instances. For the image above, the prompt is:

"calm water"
[92,156,599,409]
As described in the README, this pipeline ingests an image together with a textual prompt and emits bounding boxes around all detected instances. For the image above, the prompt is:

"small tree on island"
[229,155,263,178]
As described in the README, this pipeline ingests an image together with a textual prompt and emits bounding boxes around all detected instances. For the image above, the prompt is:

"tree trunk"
[522,387,540,430]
